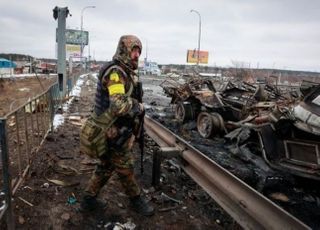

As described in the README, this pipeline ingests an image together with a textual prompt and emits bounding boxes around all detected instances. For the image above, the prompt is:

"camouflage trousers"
[84,135,141,198]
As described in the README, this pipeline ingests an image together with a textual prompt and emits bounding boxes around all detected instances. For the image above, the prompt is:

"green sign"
[56,29,88,45]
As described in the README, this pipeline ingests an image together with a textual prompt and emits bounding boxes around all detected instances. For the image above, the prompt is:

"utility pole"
[190,9,201,66]
[53,6,69,96]
[146,40,148,61]
[81,6,95,70]
[88,40,91,68]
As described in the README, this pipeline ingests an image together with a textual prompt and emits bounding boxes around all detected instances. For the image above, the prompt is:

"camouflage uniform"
[84,35,143,198]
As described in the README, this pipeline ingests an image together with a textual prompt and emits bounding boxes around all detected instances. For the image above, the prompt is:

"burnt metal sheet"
[258,122,320,180]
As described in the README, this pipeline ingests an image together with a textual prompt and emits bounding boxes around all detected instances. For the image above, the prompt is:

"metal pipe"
[28,102,35,150]
[56,7,68,96]
[49,87,54,131]
[40,95,46,136]
[23,108,30,163]
[43,93,48,131]
[35,102,40,145]
[46,92,51,131]
[15,112,22,175]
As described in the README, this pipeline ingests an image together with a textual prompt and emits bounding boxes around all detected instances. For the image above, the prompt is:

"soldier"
[79,35,154,216]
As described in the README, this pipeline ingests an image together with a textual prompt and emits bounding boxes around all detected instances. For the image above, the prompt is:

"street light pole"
[80,6,95,69]
[190,9,201,66]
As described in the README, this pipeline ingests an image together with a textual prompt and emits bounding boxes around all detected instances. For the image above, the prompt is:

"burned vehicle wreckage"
[161,76,320,180]
[259,84,320,180]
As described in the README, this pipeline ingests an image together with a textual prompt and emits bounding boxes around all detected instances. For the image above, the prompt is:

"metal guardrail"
[144,115,311,230]
[0,72,84,229]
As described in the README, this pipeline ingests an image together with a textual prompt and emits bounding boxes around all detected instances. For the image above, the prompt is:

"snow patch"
[53,114,64,130]
[52,73,89,130]
[18,87,30,92]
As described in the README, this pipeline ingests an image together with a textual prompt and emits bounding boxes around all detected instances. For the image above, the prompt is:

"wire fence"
[0,72,83,229]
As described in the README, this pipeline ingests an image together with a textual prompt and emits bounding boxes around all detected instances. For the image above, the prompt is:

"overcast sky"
[0,0,319,71]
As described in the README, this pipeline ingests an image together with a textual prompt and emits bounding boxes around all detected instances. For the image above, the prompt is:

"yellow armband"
[108,84,125,95]
[108,71,125,95]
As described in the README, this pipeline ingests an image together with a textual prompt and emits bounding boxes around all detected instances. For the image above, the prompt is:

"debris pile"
[161,74,320,180]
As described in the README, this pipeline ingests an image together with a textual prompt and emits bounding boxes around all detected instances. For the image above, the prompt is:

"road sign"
[56,29,88,45]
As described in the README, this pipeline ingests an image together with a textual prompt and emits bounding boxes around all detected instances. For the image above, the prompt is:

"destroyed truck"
[161,77,228,138]
[161,77,283,138]
[162,75,320,180]
[225,82,320,180]
[258,85,320,180]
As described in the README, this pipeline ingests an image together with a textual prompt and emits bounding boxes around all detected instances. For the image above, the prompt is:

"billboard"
[66,29,88,45]
[186,49,209,64]
[56,29,88,45]
[66,44,81,59]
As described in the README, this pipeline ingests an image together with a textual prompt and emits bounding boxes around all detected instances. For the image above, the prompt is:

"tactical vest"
[94,61,115,116]
[80,61,135,159]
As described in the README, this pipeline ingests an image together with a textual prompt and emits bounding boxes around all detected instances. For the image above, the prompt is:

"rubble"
[161,73,320,181]
[258,84,320,180]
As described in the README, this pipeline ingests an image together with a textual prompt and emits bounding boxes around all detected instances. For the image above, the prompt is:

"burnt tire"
[197,112,225,138]
[175,102,194,123]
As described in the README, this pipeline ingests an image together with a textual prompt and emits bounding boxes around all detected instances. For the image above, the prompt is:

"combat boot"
[130,195,154,216]
[79,195,107,212]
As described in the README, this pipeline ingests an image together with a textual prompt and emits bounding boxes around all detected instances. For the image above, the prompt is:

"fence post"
[49,87,55,132]
[0,119,15,230]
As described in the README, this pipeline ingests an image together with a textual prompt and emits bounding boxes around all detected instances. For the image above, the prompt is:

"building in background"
[139,58,161,76]
[0,58,17,75]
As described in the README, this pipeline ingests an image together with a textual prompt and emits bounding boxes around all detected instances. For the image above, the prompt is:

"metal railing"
[67,73,80,96]
[144,115,310,230]
[0,72,84,229]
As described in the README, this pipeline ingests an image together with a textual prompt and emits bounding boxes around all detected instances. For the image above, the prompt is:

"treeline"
[0,53,33,61]
[0,53,57,63]
[160,64,320,76]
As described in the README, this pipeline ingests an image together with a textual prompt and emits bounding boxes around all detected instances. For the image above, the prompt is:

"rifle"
[135,81,145,174]
[119,61,145,174]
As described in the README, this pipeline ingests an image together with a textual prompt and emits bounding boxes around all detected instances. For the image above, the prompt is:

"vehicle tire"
[175,102,194,123]
[197,112,225,138]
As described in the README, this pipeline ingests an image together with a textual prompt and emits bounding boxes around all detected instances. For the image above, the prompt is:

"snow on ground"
[53,73,90,130]
[1,73,57,78]
[52,114,64,130]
